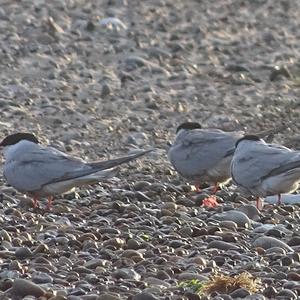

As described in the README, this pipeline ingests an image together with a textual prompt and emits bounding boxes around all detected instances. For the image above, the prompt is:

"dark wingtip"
[90,148,154,171]
[0,133,39,147]
[235,135,262,148]
[129,148,154,158]
[176,122,202,133]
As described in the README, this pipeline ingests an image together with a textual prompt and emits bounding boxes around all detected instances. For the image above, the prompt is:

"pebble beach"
[1,0,300,299]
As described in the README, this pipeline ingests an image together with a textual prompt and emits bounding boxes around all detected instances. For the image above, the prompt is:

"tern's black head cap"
[176,122,202,133]
[0,133,39,146]
[235,135,261,148]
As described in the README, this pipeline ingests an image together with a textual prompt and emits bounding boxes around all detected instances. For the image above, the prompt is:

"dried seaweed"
[202,272,260,294]
[179,272,260,295]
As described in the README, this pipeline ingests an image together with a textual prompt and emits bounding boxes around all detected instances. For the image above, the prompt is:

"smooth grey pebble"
[11,279,45,297]
[132,292,159,300]
[32,271,53,284]
[15,247,32,259]
[210,211,251,227]
[277,289,297,299]
[230,287,250,298]
[207,240,240,251]
[253,236,293,252]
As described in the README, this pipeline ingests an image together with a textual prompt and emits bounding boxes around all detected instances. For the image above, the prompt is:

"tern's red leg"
[47,196,54,210]
[194,181,201,193]
[277,194,282,205]
[212,183,219,194]
[33,196,39,208]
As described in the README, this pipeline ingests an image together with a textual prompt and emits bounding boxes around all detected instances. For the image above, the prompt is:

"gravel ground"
[1,0,300,299]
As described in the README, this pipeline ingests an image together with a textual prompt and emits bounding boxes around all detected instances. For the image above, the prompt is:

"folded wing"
[169,129,242,177]
[231,142,299,189]
[5,145,152,192]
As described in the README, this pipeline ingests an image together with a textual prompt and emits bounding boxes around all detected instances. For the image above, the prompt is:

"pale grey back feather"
[231,140,300,191]
[4,142,152,193]
[168,129,243,179]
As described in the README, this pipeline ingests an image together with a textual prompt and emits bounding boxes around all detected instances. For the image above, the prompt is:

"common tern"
[168,122,287,194]
[231,135,300,208]
[0,132,152,209]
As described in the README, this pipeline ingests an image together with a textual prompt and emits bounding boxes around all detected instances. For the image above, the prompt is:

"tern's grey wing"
[231,143,299,189]
[185,129,243,145]
[7,147,153,192]
[4,146,93,192]
[262,151,300,179]
[50,149,153,184]
[169,130,242,177]
[4,146,152,192]
[184,130,242,161]
[86,149,152,171]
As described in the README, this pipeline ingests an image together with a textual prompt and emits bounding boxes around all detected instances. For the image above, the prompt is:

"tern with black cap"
[0,132,152,209]
[168,122,288,195]
[168,122,242,193]
[231,135,300,208]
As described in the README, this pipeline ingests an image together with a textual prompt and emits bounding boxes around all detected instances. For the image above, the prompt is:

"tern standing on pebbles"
[168,122,241,194]
[0,133,152,209]
[231,135,300,209]
[168,122,286,195]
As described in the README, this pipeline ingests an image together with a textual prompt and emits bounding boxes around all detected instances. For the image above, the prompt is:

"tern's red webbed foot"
[193,182,220,207]
[201,195,219,208]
